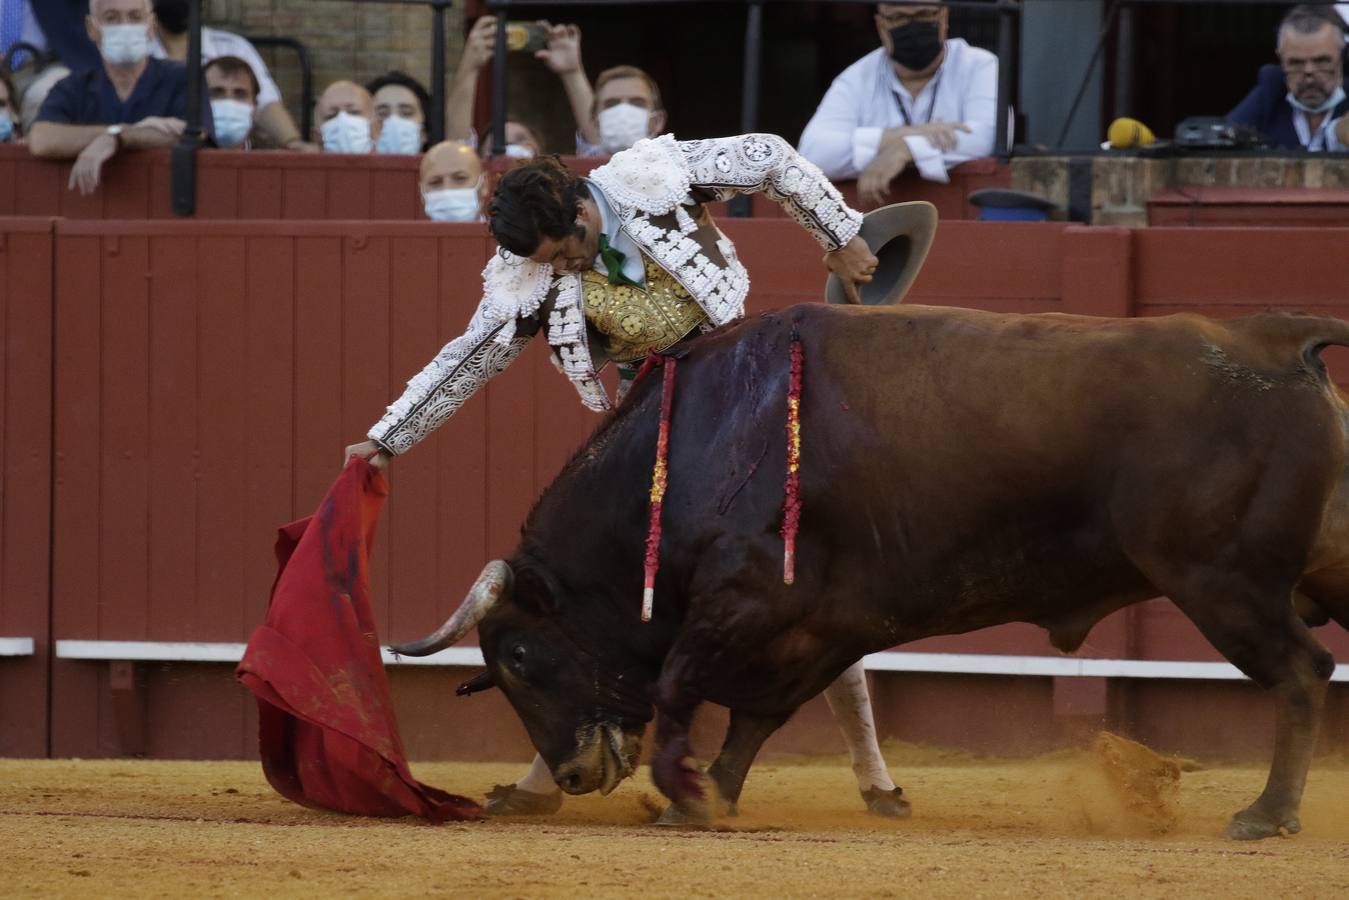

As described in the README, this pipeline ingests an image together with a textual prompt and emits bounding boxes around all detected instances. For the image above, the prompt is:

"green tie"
[598,233,641,287]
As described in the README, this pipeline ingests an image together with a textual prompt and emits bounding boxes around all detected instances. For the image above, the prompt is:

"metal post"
[171,0,204,217]
[429,0,449,144]
[730,0,764,217]
[491,3,509,157]
[995,0,1016,160]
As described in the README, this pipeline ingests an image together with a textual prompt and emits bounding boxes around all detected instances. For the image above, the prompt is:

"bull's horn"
[388,560,513,657]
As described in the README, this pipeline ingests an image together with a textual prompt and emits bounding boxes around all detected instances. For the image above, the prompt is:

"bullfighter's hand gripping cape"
[236,457,480,822]
[366,133,864,455]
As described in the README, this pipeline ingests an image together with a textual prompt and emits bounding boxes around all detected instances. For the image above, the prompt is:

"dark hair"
[365,70,432,121]
[1279,4,1347,41]
[488,156,587,257]
[204,55,260,100]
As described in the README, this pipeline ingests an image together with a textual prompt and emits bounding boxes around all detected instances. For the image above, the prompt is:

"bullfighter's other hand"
[344,440,391,471]
[824,235,879,304]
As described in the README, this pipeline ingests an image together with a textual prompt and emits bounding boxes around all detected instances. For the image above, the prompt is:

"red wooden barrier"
[8,215,1349,758]
[0,218,54,757]
[0,144,1005,223]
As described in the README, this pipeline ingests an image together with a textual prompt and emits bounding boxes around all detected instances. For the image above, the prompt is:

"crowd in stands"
[1,1,1348,209]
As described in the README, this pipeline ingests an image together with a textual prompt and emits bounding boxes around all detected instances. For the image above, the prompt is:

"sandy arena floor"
[3,738,1349,899]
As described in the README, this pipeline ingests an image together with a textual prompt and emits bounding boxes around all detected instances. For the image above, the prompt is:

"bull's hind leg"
[1167,577,1335,840]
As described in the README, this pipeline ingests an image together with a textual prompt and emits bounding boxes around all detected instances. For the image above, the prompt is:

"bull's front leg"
[650,647,712,821]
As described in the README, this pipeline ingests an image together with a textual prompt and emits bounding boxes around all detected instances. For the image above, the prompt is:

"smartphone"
[505,22,548,54]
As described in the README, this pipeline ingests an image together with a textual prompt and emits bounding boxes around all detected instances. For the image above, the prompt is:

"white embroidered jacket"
[368,133,863,455]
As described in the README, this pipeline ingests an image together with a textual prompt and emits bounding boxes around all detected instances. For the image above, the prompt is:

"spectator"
[578,65,667,156]
[419,140,486,222]
[313,79,379,154]
[1228,5,1348,151]
[446,14,593,157]
[478,119,543,159]
[367,70,430,154]
[0,0,48,68]
[204,55,256,149]
[0,68,18,142]
[798,2,997,203]
[149,0,311,151]
[28,0,213,196]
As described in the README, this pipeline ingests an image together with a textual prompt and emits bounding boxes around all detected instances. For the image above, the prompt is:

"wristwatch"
[105,124,123,150]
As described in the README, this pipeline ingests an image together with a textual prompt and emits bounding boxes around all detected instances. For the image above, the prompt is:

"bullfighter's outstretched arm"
[678,134,865,251]
[355,254,559,459]
[364,312,533,456]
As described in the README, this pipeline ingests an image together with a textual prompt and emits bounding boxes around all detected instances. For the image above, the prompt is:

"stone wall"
[206,0,465,137]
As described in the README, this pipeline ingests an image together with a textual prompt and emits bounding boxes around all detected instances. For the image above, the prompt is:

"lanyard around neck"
[894,69,942,127]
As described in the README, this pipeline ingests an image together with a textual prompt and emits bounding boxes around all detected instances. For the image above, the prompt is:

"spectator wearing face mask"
[476,119,543,160]
[447,13,593,158]
[0,69,19,143]
[149,0,312,151]
[367,70,430,155]
[799,2,997,204]
[28,0,214,196]
[314,80,380,154]
[420,140,486,222]
[1228,5,1349,152]
[576,65,667,156]
[205,55,257,150]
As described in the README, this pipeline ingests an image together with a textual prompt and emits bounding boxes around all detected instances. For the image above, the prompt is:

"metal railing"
[243,35,316,141]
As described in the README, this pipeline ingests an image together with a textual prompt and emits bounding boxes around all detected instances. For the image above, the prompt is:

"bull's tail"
[1239,313,1349,378]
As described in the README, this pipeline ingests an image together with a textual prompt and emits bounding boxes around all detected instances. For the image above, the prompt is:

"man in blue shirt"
[1228,4,1348,151]
[28,0,211,195]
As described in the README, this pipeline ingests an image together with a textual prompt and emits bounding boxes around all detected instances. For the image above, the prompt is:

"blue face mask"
[375,114,422,155]
[0,115,13,143]
[1287,85,1346,115]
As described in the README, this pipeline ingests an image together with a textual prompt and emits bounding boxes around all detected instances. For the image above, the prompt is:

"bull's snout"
[552,725,641,796]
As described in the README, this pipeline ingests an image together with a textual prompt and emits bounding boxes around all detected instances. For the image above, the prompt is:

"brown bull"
[398,303,1349,839]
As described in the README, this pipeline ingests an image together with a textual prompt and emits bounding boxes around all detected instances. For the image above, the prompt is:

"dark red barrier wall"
[0,145,1007,223]
[0,219,54,757]
[4,214,1349,759]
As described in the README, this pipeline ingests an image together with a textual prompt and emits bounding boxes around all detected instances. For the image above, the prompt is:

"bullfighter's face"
[1279,23,1344,109]
[477,566,651,796]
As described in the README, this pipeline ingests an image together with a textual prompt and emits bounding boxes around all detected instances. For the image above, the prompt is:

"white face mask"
[597,102,653,153]
[504,143,534,159]
[99,22,151,66]
[210,98,254,148]
[320,110,373,154]
[1287,85,1346,115]
[375,114,422,155]
[423,184,481,222]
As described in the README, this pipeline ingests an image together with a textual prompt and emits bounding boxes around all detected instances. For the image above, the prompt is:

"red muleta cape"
[236,457,480,822]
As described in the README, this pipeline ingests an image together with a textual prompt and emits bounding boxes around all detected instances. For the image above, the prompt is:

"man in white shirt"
[799,2,998,205]
[149,0,313,150]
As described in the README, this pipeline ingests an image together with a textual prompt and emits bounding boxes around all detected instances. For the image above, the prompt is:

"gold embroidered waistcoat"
[581,253,709,364]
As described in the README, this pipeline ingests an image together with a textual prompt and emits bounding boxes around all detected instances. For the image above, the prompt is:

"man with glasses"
[28,0,212,194]
[799,2,998,205]
[1228,4,1348,151]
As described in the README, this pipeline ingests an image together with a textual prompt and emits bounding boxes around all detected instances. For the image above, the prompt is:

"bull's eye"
[511,644,527,665]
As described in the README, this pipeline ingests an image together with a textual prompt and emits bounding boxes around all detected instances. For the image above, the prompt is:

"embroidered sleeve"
[679,134,863,250]
[367,313,532,455]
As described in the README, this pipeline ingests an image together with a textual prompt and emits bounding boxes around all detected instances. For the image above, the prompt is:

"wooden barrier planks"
[0,219,55,756]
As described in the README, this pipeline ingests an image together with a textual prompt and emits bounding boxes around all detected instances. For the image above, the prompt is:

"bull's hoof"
[1224,810,1300,841]
[655,799,737,826]
[482,783,563,816]
[862,786,911,819]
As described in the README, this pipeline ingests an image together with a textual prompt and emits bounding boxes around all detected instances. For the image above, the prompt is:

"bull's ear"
[456,670,496,696]
[512,560,563,616]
